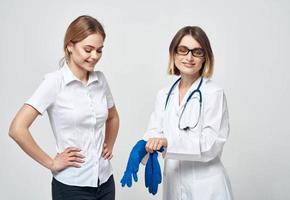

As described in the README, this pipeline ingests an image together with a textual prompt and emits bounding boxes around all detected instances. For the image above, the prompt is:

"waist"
[53,156,112,187]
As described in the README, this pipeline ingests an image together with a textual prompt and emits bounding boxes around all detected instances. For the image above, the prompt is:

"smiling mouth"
[86,60,97,65]
[183,63,195,67]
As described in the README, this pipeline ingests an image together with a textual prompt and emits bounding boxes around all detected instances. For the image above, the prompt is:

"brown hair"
[60,15,106,66]
[168,26,214,78]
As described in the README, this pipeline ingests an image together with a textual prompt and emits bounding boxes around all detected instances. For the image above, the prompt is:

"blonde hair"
[168,26,214,78]
[59,15,106,66]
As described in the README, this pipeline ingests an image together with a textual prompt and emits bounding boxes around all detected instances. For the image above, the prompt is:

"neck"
[68,61,89,84]
[179,73,200,89]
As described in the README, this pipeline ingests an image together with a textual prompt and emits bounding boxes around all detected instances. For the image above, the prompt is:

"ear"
[67,42,74,53]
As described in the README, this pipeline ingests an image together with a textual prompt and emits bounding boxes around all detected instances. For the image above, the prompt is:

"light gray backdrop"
[1,0,290,199]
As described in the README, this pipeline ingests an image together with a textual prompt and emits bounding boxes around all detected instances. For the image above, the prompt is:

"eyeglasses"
[176,46,205,57]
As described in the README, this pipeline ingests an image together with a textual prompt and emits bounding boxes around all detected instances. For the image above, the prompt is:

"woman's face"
[174,35,205,77]
[68,33,104,72]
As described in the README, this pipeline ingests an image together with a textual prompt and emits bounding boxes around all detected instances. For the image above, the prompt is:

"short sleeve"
[98,72,114,109]
[25,73,60,114]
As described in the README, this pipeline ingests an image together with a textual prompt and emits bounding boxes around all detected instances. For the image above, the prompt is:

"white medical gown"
[143,77,233,200]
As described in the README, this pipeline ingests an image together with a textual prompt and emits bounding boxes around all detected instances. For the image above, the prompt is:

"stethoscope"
[165,77,203,131]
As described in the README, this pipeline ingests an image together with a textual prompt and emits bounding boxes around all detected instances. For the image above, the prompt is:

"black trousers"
[52,175,115,200]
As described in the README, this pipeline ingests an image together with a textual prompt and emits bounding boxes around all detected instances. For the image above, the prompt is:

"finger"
[108,154,113,160]
[122,172,132,187]
[68,157,85,163]
[145,144,150,153]
[153,183,158,195]
[102,148,108,157]
[68,152,85,158]
[128,175,132,187]
[65,147,81,152]
[103,143,107,148]
[121,177,126,187]
[157,142,163,151]
[146,140,154,153]
[146,139,153,148]
[145,143,150,153]
[68,162,82,168]
[151,140,159,152]
[65,147,81,153]
[145,161,151,188]
[133,172,138,182]
[103,151,112,159]
[153,139,159,151]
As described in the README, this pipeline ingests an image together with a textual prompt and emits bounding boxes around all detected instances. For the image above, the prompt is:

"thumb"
[133,172,138,182]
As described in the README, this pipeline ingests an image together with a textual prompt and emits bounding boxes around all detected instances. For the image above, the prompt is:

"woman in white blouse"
[144,26,233,200]
[9,15,119,200]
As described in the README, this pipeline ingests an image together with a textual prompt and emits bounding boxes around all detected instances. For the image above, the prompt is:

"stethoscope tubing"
[165,76,203,131]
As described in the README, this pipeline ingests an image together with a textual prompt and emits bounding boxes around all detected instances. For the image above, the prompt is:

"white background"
[1,0,290,199]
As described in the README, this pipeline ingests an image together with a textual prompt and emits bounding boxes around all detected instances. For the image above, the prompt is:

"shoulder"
[94,71,112,90]
[95,70,107,78]
[156,84,172,99]
[202,79,228,107]
[95,70,108,83]
[158,77,182,96]
[43,69,63,85]
[95,70,104,77]
[154,81,178,105]
[202,78,224,95]
[34,69,63,95]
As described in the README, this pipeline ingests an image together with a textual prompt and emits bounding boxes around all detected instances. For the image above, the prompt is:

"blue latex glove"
[145,148,163,195]
[120,140,147,187]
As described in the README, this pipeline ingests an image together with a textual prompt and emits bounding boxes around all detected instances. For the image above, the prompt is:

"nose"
[185,51,194,61]
[91,51,98,60]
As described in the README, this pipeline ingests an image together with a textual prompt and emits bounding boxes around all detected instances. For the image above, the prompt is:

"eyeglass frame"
[175,45,205,58]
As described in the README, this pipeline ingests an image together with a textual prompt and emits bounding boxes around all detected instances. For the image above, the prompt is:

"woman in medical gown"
[144,26,233,200]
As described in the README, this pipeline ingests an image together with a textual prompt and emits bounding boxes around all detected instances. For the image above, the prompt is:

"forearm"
[104,115,119,148]
[9,128,53,170]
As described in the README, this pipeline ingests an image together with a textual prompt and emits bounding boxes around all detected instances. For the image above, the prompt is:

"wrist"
[47,158,55,171]
[104,141,114,149]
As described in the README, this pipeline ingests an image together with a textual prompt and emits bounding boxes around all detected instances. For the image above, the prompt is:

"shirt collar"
[188,76,204,92]
[169,76,208,95]
[61,63,99,86]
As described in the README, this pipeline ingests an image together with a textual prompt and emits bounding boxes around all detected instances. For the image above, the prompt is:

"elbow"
[8,123,23,142]
[8,124,18,140]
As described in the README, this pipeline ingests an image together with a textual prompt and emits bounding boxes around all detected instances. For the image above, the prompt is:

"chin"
[87,68,95,72]
[179,69,197,76]
[84,64,96,72]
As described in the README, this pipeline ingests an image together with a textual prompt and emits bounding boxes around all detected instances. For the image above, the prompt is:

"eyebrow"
[177,45,203,50]
[178,45,202,49]
[84,45,104,49]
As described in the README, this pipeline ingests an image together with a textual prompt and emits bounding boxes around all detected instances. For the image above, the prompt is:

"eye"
[193,48,205,57]
[96,48,103,53]
[176,46,188,54]
[84,48,92,53]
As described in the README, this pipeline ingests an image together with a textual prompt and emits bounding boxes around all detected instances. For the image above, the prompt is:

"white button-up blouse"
[25,64,114,187]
